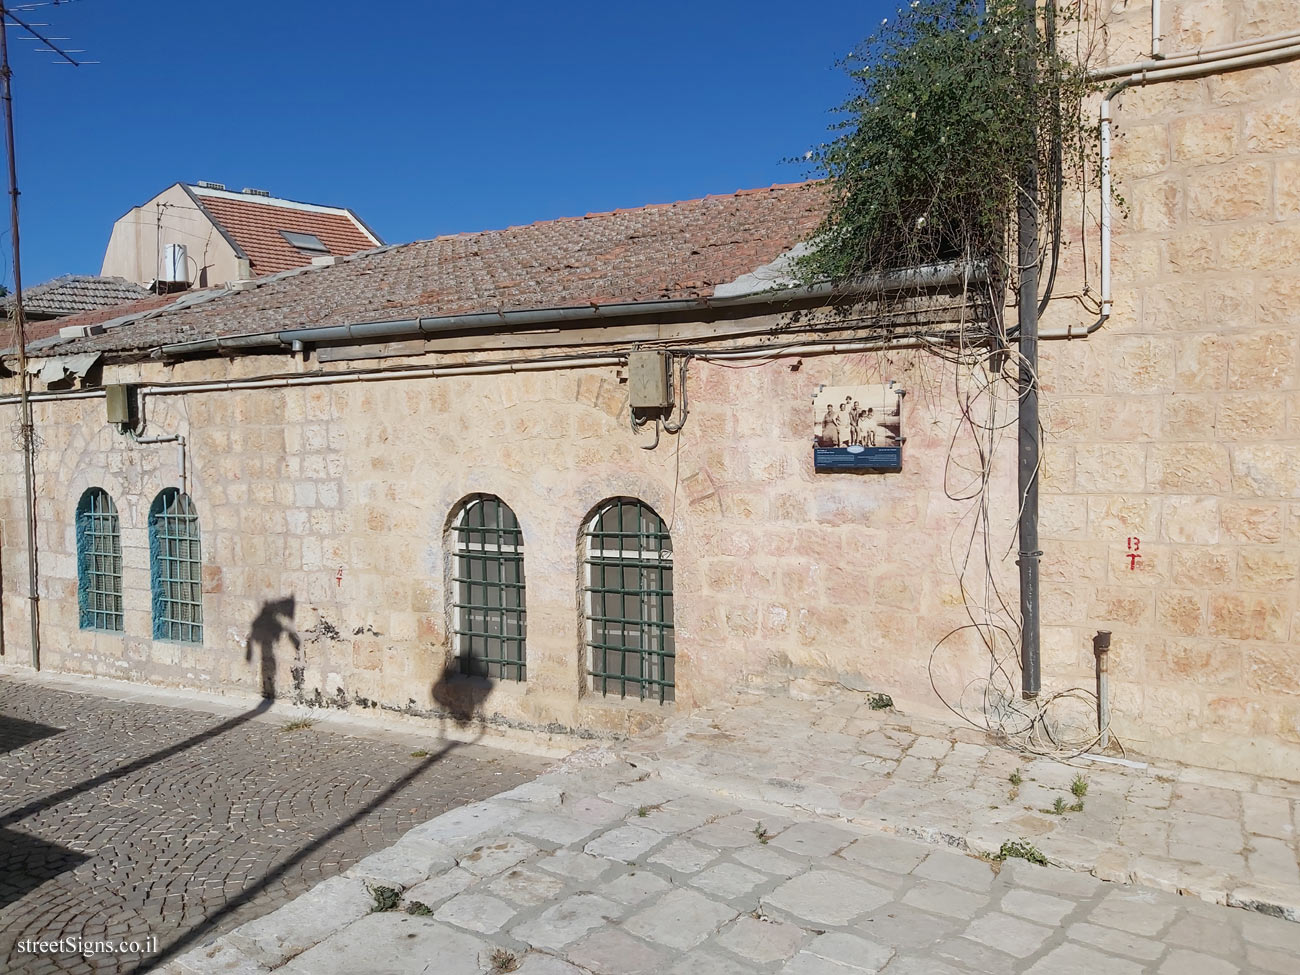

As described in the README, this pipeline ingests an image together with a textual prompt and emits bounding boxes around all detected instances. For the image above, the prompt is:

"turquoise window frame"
[149,488,203,644]
[76,487,124,633]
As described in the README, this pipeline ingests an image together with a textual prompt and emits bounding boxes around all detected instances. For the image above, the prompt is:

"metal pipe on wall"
[131,433,188,496]
[1087,41,1300,337]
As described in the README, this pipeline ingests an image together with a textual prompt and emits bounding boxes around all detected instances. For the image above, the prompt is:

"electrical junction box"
[105,384,137,427]
[627,351,671,409]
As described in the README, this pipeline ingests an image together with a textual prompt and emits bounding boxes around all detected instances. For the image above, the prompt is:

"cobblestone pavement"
[165,742,1300,975]
[623,693,1300,921]
[0,677,546,975]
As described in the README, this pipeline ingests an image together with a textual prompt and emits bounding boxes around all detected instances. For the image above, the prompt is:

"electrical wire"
[920,296,1113,759]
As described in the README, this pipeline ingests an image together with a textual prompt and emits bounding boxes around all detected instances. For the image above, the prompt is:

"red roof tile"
[50,182,829,357]
[25,292,191,344]
[192,192,381,276]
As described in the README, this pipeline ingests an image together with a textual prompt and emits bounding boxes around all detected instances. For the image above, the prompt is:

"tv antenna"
[0,0,92,669]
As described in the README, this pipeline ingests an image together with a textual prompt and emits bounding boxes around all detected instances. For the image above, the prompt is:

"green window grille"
[584,498,674,702]
[149,488,203,644]
[76,488,123,633]
[452,495,526,681]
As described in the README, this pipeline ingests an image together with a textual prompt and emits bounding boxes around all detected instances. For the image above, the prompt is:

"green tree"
[799,0,1096,290]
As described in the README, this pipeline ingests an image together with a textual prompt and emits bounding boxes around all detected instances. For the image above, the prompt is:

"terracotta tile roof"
[44,182,829,358]
[9,275,150,319]
[189,187,383,276]
[22,292,188,345]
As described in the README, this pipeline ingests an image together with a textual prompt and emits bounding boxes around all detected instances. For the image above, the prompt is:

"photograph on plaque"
[812,381,904,472]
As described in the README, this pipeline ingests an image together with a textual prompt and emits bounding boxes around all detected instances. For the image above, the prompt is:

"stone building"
[1,0,1297,777]
[100,182,383,289]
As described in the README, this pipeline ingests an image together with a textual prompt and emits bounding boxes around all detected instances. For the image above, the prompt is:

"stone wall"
[0,348,1011,745]
[2,0,1297,776]
[1033,0,1300,776]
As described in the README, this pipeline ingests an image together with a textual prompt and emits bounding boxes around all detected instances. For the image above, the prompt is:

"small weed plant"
[995,840,1047,866]
[366,883,401,913]
[281,718,314,733]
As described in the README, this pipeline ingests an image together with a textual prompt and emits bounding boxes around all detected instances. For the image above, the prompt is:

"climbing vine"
[799,0,1100,293]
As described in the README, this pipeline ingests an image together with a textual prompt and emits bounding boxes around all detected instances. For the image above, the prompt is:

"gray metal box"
[105,384,136,426]
[627,351,671,409]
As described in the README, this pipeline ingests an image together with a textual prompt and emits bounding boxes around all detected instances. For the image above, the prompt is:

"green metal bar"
[452,496,527,682]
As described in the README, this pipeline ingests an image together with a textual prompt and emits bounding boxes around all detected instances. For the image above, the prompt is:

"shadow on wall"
[430,661,494,736]
[245,596,300,699]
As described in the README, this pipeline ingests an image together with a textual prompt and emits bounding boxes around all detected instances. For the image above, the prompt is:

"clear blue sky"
[7,0,893,288]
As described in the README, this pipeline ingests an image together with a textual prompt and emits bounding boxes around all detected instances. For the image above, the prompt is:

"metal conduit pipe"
[1085,40,1300,339]
[1093,27,1300,80]
[0,388,105,405]
[131,433,188,495]
[693,335,943,360]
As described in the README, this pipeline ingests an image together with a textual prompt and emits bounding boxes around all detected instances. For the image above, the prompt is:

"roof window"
[279,230,329,255]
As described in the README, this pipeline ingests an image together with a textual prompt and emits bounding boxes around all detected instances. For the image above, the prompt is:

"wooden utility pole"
[0,3,82,668]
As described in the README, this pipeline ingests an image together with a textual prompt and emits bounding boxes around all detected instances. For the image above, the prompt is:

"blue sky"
[7,0,893,287]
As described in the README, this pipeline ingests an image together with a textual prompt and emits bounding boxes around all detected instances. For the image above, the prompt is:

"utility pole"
[0,3,83,669]
[1016,0,1042,699]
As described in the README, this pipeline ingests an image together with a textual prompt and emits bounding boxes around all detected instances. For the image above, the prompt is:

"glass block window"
[584,498,674,702]
[451,495,526,681]
[149,488,203,643]
[76,488,123,632]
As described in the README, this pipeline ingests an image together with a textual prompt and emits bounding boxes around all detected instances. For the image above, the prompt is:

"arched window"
[584,498,674,702]
[451,495,526,680]
[149,488,203,643]
[76,488,123,632]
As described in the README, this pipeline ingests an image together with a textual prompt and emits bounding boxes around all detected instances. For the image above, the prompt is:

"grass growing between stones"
[1046,795,1085,815]
[1071,774,1089,798]
[490,948,519,972]
[994,840,1047,866]
[405,900,433,916]
[281,718,315,732]
[867,694,894,711]
[411,749,430,758]
[754,823,770,844]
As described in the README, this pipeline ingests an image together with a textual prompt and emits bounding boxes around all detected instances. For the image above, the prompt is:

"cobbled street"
[0,677,546,975]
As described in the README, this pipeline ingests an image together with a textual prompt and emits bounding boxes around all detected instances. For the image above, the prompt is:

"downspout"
[1017,0,1043,699]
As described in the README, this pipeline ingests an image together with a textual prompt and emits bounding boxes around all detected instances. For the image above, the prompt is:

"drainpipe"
[1016,0,1042,699]
[154,262,987,358]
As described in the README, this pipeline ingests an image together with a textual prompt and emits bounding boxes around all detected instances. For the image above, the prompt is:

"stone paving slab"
[162,747,1300,974]
[624,692,1300,923]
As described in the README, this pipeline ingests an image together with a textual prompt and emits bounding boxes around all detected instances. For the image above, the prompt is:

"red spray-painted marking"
[1126,537,1141,571]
